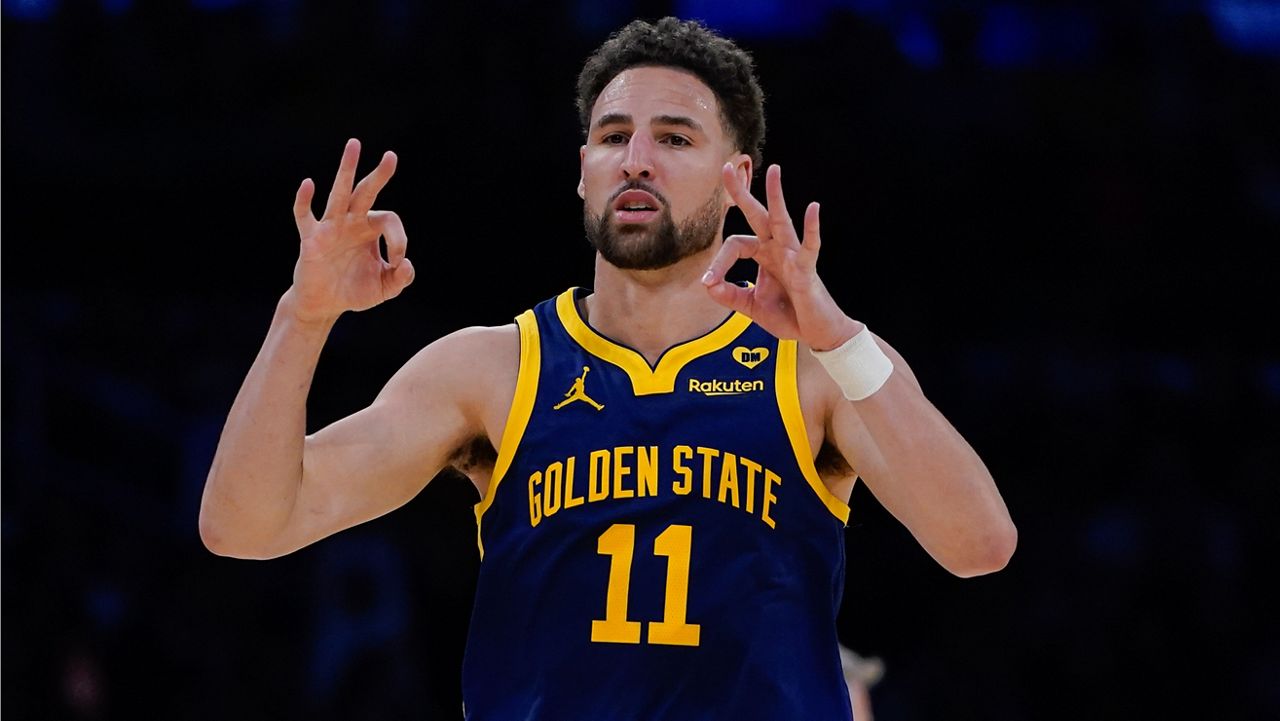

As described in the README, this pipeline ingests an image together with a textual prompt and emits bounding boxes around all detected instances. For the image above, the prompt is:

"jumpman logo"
[553,365,605,411]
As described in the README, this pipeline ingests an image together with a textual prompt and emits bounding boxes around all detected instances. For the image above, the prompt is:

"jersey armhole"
[775,339,852,525]
[474,309,541,557]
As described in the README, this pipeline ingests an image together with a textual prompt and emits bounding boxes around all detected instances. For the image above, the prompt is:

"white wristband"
[809,327,894,401]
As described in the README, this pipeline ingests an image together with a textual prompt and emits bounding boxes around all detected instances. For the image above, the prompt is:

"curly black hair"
[576,17,766,171]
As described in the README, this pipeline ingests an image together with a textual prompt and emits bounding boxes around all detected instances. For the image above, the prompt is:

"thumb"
[704,277,752,315]
[383,257,416,299]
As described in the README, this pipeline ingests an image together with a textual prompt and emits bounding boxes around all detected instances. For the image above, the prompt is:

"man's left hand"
[703,163,861,351]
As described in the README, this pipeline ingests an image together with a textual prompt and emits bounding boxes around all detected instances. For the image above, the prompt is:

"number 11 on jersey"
[591,523,701,647]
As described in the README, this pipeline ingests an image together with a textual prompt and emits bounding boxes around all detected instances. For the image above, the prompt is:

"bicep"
[284,331,496,550]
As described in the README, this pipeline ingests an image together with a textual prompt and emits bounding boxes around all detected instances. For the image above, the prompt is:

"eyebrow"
[595,112,632,130]
[653,114,703,132]
[594,113,705,133]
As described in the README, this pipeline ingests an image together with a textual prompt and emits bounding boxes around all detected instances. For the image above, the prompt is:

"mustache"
[608,180,669,208]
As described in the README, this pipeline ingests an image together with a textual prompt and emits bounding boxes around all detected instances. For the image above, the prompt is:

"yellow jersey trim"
[475,309,541,558]
[555,288,753,396]
[776,340,851,525]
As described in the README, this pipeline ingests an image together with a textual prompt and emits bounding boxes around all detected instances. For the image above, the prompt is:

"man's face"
[580,66,750,270]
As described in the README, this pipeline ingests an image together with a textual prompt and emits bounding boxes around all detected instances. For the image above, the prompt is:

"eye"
[663,135,691,147]
[602,132,629,145]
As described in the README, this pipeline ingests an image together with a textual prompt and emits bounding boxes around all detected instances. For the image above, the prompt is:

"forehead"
[591,66,722,129]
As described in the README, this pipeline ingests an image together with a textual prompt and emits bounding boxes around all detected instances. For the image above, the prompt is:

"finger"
[382,257,415,299]
[765,164,799,248]
[703,273,754,314]
[369,210,407,266]
[293,178,317,229]
[701,235,759,313]
[701,234,759,286]
[322,138,361,220]
[800,202,821,267]
[350,151,398,216]
[721,162,773,239]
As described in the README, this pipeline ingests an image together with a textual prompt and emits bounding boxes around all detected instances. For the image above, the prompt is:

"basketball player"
[199,17,1016,720]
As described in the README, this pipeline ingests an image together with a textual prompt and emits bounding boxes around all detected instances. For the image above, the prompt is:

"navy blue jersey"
[462,288,853,721]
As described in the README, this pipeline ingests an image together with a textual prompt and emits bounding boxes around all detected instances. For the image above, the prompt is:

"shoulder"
[394,323,521,393]
[432,323,522,360]
[371,322,522,453]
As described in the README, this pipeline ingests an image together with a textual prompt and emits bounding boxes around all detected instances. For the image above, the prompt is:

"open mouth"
[612,189,661,223]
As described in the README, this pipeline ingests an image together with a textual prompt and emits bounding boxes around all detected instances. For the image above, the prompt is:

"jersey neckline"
[555,287,753,396]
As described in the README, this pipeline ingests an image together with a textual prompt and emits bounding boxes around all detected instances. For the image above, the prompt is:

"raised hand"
[290,138,415,324]
[701,163,859,351]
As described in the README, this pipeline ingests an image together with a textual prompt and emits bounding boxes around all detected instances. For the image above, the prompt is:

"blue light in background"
[832,0,892,20]
[961,346,1016,387]
[1153,354,1197,394]
[190,0,249,11]
[1046,352,1120,402]
[574,0,634,36]
[87,586,127,632]
[895,11,942,69]
[677,0,828,37]
[0,0,1272,66]
[1209,0,1280,56]
[1040,7,1098,67]
[1261,362,1280,400]
[309,536,410,700]
[978,5,1039,68]
[1083,506,1146,567]
[263,0,300,42]
[2,0,57,21]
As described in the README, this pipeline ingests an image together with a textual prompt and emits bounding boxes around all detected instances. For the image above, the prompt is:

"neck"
[583,244,733,365]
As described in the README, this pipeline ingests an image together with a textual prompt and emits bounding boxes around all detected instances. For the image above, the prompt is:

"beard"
[584,184,723,271]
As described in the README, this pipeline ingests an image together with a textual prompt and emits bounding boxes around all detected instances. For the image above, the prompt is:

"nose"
[621,134,654,179]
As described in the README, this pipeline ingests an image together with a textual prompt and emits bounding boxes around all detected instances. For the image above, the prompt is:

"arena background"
[3,1,1278,719]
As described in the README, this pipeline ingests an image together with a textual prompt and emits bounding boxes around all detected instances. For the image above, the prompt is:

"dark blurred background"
[3,0,1278,719]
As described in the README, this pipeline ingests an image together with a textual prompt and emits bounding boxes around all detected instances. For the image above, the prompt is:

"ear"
[578,145,587,199]
[724,153,753,207]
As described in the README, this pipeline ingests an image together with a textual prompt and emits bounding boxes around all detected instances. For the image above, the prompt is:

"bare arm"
[704,163,1016,577]
[198,291,334,558]
[814,339,1015,577]
[199,139,490,559]
[199,307,503,559]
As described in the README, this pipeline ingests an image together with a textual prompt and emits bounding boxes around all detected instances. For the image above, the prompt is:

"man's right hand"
[289,138,415,324]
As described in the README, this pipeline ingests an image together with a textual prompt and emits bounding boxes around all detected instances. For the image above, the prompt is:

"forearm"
[707,160,1016,575]
[851,372,1015,576]
[820,331,1016,577]
[199,289,336,557]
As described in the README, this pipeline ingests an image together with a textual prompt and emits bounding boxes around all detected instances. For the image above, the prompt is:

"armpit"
[816,439,857,504]
[449,435,497,475]
[815,439,854,478]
